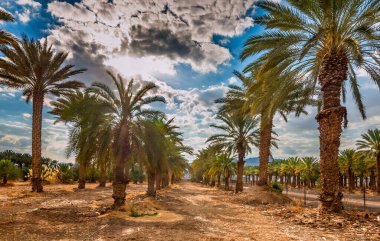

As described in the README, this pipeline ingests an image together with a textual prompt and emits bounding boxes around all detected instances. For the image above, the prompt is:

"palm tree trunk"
[147,171,156,196]
[31,94,44,192]
[297,173,301,188]
[258,116,273,186]
[171,173,175,185]
[3,175,7,184]
[155,170,161,190]
[377,154,380,194]
[292,174,296,188]
[112,123,129,208]
[348,168,354,193]
[99,160,106,187]
[316,51,347,213]
[217,174,221,188]
[78,160,86,189]
[224,175,230,191]
[235,146,245,193]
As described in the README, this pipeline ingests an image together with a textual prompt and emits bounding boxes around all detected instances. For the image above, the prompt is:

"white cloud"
[105,56,177,76]
[16,8,31,23]
[228,76,238,85]
[16,0,41,9]
[22,113,31,118]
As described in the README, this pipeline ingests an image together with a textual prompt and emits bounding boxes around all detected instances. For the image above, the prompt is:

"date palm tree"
[0,8,17,45]
[242,0,380,212]
[300,157,319,188]
[338,149,356,192]
[207,112,260,193]
[49,90,113,189]
[356,129,380,193]
[88,71,165,207]
[245,69,315,186]
[216,152,236,191]
[0,37,85,192]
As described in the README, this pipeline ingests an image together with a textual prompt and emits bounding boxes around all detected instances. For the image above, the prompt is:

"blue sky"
[0,0,379,162]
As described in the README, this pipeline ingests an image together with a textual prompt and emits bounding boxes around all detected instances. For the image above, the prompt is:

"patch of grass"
[130,206,158,218]
[271,182,283,194]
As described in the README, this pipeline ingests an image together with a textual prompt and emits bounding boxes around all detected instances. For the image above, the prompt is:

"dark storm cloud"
[128,25,203,61]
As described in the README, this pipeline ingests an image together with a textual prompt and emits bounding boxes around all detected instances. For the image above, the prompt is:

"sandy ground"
[0,182,379,241]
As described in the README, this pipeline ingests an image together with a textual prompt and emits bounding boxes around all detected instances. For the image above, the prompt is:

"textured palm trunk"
[112,123,129,208]
[99,160,106,187]
[292,174,296,188]
[78,160,86,189]
[147,171,156,196]
[297,173,301,188]
[155,170,161,190]
[217,174,221,188]
[258,116,273,186]
[224,175,230,191]
[316,51,347,213]
[235,145,245,193]
[369,170,375,190]
[3,175,7,184]
[162,170,169,188]
[31,94,44,192]
[171,173,175,185]
[377,154,380,194]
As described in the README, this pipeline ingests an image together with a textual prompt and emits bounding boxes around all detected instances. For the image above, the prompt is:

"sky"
[0,0,379,162]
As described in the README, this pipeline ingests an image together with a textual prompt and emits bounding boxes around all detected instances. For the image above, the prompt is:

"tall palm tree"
[245,69,315,186]
[88,71,165,207]
[356,129,380,193]
[0,8,17,45]
[242,0,380,212]
[0,37,85,192]
[138,118,167,196]
[338,149,356,192]
[207,112,260,193]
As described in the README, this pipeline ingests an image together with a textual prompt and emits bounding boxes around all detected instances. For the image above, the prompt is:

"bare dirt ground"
[0,182,379,241]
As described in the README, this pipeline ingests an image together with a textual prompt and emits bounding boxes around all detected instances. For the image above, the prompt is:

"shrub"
[57,163,75,184]
[271,182,283,194]
[0,159,21,184]
[86,168,99,183]
[26,165,59,184]
[130,168,145,184]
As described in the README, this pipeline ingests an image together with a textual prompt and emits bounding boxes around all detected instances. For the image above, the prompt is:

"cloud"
[47,0,254,76]
[16,8,31,23]
[16,0,41,9]
[22,113,31,118]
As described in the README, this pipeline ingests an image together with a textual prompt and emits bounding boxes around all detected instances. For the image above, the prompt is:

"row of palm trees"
[0,9,190,207]
[193,127,379,194]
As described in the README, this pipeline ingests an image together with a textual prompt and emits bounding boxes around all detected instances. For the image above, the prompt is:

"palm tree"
[138,119,167,196]
[0,37,85,192]
[338,149,356,192]
[207,112,260,193]
[216,152,236,191]
[0,8,17,45]
[300,157,319,188]
[244,69,314,186]
[356,129,380,193]
[88,71,165,207]
[242,0,380,212]
[50,90,113,189]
